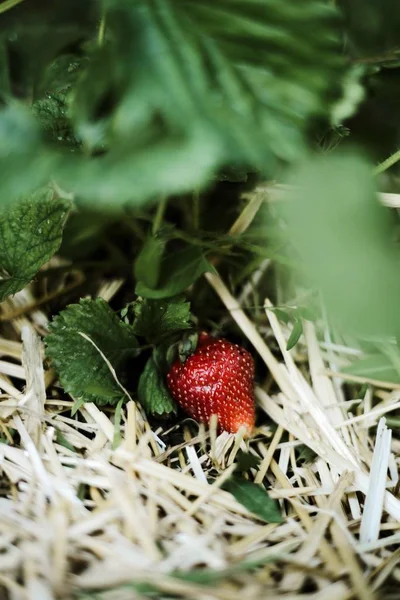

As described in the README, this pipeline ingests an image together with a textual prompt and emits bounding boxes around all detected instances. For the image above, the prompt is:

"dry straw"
[0,188,399,599]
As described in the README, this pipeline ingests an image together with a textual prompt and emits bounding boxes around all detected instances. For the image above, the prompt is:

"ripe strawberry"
[166,333,255,435]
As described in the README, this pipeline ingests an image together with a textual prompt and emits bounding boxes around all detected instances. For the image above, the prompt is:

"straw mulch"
[0,200,399,600]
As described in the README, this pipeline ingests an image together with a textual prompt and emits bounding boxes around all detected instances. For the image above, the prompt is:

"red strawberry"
[167,333,255,435]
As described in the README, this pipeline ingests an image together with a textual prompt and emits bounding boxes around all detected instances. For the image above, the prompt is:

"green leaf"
[46,298,139,405]
[280,153,400,337]
[178,331,199,363]
[136,245,213,299]
[0,105,59,204]
[137,357,177,416]
[172,553,281,586]
[296,444,317,466]
[222,475,283,523]
[56,0,343,207]
[342,353,400,384]
[340,0,400,58]
[286,319,303,351]
[296,306,318,322]
[132,296,192,343]
[270,308,291,325]
[55,429,76,453]
[0,188,69,301]
[134,236,166,290]
[235,450,261,473]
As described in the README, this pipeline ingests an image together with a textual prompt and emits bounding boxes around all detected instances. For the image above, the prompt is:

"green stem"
[0,0,25,15]
[373,149,400,176]
[112,398,124,450]
[192,189,200,230]
[98,13,106,46]
[152,196,167,235]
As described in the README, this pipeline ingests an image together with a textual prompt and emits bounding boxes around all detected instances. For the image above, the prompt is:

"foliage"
[45,298,139,405]
[130,296,193,344]
[0,188,69,301]
[279,153,400,338]
[0,0,344,209]
[0,0,400,427]
[137,356,177,416]
[222,475,283,523]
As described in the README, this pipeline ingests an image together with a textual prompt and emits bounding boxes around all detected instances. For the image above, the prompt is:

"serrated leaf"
[46,298,139,405]
[152,341,179,374]
[286,319,303,351]
[134,236,166,290]
[0,188,69,301]
[222,475,283,523]
[55,0,343,207]
[137,357,177,416]
[132,296,192,343]
[136,245,213,299]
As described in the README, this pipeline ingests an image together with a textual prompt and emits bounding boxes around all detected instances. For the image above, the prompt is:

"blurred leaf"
[0,188,69,301]
[280,153,400,337]
[331,64,365,125]
[286,319,303,351]
[46,298,139,405]
[296,307,318,321]
[0,0,96,96]
[57,0,343,206]
[132,296,192,343]
[342,353,400,384]
[59,208,116,260]
[222,475,283,523]
[136,245,213,299]
[134,236,166,290]
[0,104,59,203]
[137,357,177,416]
[339,0,400,58]
[271,308,291,325]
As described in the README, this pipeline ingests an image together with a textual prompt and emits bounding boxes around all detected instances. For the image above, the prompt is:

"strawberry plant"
[1,1,400,597]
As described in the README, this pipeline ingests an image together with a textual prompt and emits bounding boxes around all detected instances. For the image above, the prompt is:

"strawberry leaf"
[132,296,192,343]
[134,236,166,290]
[223,476,283,523]
[0,188,69,301]
[137,357,177,416]
[136,245,213,299]
[46,298,139,405]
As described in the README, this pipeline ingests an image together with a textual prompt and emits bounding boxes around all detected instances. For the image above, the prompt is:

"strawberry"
[166,333,255,435]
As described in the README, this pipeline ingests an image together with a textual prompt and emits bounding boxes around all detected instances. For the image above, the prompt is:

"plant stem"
[98,13,106,46]
[152,196,167,235]
[373,149,400,176]
[192,190,200,230]
[0,0,25,15]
